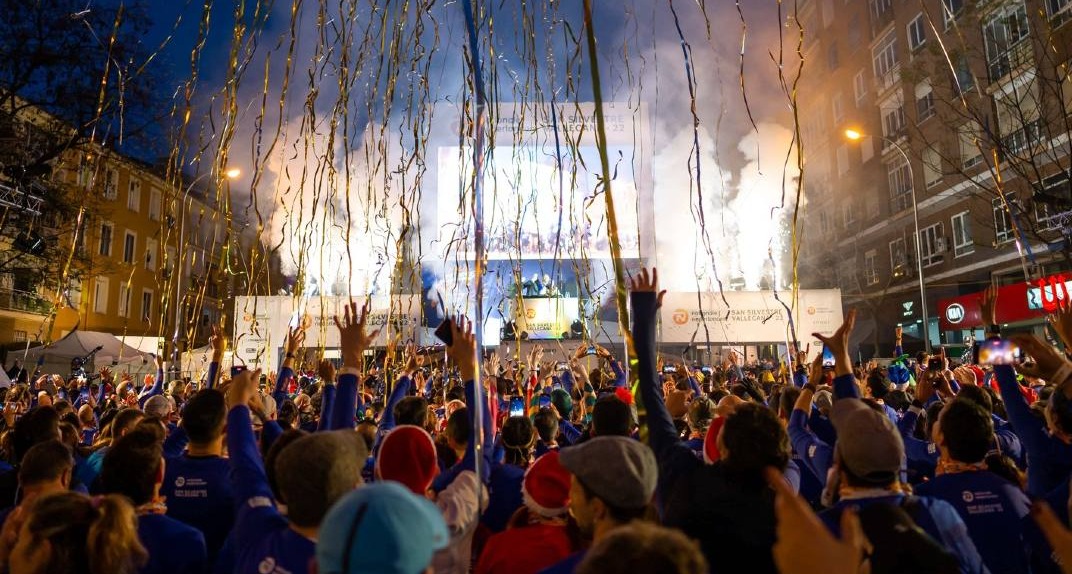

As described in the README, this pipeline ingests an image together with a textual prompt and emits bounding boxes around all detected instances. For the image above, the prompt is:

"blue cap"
[317,481,449,574]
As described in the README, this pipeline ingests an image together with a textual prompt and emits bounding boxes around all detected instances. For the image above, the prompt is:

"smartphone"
[555,362,569,371]
[662,365,677,374]
[821,345,835,368]
[973,338,1022,366]
[701,366,712,375]
[230,366,248,377]
[584,345,598,356]
[433,318,454,347]
[509,396,525,417]
[927,357,945,371]
[538,395,552,409]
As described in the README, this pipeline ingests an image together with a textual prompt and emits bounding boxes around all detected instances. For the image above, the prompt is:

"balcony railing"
[988,41,1033,85]
[1001,120,1044,157]
[0,288,52,315]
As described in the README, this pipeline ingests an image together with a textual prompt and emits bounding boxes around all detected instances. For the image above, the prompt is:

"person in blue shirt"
[99,424,207,574]
[159,388,235,566]
[226,301,376,574]
[916,397,1049,574]
[811,308,986,574]
[79,407,145,490]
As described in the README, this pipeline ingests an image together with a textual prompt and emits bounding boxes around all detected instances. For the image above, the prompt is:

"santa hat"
[522,451,572,517]
[376,425,440,495]
[703,416,727,464]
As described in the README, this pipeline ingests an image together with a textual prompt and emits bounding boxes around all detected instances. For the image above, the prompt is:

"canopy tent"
[22,330,149,367]
[181,344,214,375]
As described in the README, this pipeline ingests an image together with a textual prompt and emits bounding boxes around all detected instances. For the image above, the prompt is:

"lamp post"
[845,129,930,353]
[171,168,241,368]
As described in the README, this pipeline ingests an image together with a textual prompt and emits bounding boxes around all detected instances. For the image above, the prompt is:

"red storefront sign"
[937,273,1070,331]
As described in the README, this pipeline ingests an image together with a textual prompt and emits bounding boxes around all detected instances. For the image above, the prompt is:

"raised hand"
[98,366,113,383]
[318,359,336,384]
[627,267,667,307]
[285,324,306,358]
[445,317,478,382]
[333,301,381,369]
[1010,334,1072,384]
[812,309,857,377]
[210,324,226,360]
[766,468,867,574]
[1048,300,1072,352]
[226,368,261,410]
[404,343,425,374]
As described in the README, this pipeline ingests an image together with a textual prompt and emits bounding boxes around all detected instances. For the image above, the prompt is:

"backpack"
[830,497,961,574]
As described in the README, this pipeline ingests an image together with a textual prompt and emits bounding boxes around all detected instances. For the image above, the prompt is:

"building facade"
[796,0,1072,357]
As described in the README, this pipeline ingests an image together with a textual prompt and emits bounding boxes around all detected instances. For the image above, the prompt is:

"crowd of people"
[0,270,1070,574]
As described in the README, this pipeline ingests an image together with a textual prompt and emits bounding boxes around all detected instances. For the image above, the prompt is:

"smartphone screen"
[509,396,525,417]
[434,318,454,346]
[584,346,598,356]
[538,395,552,409]
[230,366,247,377]
[974,338,1022,366]
[927,357,945,371]
[821,345,835,368]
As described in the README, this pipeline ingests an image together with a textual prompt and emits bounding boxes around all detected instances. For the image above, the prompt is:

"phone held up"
[821,345,835,369]
[973,338,1023,366]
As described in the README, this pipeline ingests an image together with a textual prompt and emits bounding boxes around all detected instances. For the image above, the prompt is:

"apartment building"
[796,0,1072,356]
[0,105,229,357]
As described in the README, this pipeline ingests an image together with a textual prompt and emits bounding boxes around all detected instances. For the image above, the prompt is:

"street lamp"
[171,167,242,368]
[844,129,931,353]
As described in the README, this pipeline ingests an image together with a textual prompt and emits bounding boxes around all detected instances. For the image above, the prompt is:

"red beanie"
[376,425,440,495]
[703,416,726,464]
[522,451,572,517]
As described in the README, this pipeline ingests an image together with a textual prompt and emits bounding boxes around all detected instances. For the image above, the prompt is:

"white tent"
[181,344,215,375]
[23,330,149,367]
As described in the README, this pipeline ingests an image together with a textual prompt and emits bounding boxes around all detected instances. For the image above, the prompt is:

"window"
[959,122,983,169]
[1037,172,1072,207]
[837,145,850,176]
[919,222,945,267]
[145,238,158,270]
[12,330,27,343]
[832,93,845,125]
[907,14,926,51]
[93,277,109,314]
[827,42,840,71]
[890,237,908,271]
[860,135,875,163]
[943,0,964,28]
[142,290,154,322]
[843,201,856,228]
[951,211,974,257]
[887,157,913,213]
[1035,199,1065,232]
[149,189,162,221]
[994,76,1042,155]
[993,197,1018,243]
[821,0,835,27]
[127,178,141,212]
[123,231,136,264]
[922,147,943,188]
[103,168,118,200]
[984,3,1031,82]
[98,222,113,257]
[864,250,879,285]
[915,80,934,122]
[1051,0,1072,25]
[838,260,857,292]
[853,70,868,105]
[880,94,906,140]
[872,31,899,92]
[952,54,975,95]
[848,13,861,45]
[871,0,893,24]
[118,284,131,318]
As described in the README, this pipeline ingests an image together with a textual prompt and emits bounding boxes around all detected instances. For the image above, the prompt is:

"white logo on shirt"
[174,476,185,488]
[962,491,974,503]
[258,558,276,574]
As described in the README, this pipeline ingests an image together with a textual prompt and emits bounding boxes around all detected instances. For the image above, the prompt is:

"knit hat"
[317,481,448,574]
[831,398,904,484]
[702,416,727,464]
[551,388,573,418]
[376,425,439,495]
[522,451,572,517]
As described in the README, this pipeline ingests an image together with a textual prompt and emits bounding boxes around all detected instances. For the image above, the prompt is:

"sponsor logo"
[672,309,689,325]
[258,557,276,574]
[962,491,974,503]
[525,308,537,320]
[174,476,185,488]
[806,306,816,315]
[946,303,965,324]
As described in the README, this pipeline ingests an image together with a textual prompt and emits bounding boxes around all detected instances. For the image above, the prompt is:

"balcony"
[988,41,1033,86]
[0,288,52,315]
[1000,120,1044,158]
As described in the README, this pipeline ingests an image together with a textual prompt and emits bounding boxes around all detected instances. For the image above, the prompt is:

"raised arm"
[224,368,273,503]
[330,302,380,432]
[205,325,226,390]
[813,309,859,400]
[629,269,684,460]
[138,355,166,408]
[274,322,307,404]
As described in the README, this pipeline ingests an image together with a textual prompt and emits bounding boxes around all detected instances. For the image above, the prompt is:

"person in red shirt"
[475,451,578,574]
